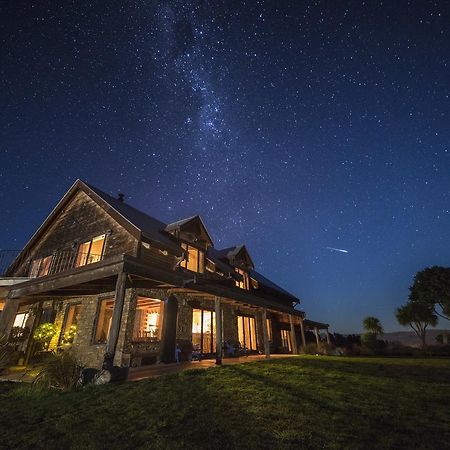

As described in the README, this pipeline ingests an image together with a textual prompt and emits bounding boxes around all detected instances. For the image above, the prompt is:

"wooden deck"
[127,354,296,381]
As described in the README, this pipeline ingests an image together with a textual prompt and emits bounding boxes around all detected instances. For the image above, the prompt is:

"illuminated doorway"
[192,308,216,354]
[237,315,257,351]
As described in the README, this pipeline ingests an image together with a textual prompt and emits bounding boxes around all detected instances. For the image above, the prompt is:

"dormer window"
[75,234,105,267]
[181,243,204,273]
[235,268,249,290]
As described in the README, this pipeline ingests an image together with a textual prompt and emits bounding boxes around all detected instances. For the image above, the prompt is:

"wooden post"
[289,314,298,354]
[104,271,127,369]
[24,301,43,364]
[314,327,320,352]
[160,294,178,363]
[299,317,306,352]
[215,297,222,365]
[261,308,270,358]
[0,297,20,337]
[326,329,331,344]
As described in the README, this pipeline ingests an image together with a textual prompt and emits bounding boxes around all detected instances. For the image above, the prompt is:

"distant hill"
[380,329,449,347]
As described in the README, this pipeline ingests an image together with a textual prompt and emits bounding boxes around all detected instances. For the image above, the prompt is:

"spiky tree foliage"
[33,351,84,391]
[362,316,383,336]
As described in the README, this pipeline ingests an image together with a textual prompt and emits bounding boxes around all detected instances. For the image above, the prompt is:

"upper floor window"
[180,243,204,273]
[29,255,52,278]
[235,268,249,290]
[75,234,105,267]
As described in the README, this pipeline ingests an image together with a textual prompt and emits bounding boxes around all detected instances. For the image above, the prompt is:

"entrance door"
[192,308,216,355]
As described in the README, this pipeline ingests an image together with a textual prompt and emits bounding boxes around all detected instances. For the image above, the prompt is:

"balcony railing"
[0,250,22,277]
[0,250,104,278]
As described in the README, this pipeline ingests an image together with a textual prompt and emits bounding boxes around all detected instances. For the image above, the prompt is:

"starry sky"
[1,1,449,333]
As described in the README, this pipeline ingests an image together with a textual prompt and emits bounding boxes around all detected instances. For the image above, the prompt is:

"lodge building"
[0,180,329,370]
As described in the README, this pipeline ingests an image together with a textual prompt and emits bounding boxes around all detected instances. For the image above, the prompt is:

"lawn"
[0,356,449,449]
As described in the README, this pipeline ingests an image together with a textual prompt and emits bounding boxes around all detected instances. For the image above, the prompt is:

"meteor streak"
[325,247,349,253]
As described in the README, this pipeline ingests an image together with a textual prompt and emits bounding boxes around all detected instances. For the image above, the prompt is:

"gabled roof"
[14,179,183,261]
[212,245,254,269]
[206,247,238,278]
[84,181,181,254]
[165,215,214,246]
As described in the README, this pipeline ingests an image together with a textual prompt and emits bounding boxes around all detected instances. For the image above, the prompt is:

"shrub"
[60,325,77,348]
[33,351,84,391]
[33,323,57,351]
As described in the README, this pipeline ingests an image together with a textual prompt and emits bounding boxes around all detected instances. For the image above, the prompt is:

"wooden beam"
[215,297,222,365]
[0,297,20,336]
[314,327,320,351]
[7,256,124,298]
[104,272,127,369]
[299,317,306,351]
[261,307,270,359]
[289,314,298,354]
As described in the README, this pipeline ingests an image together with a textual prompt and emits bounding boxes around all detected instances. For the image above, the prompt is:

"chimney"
[117,193,125,203]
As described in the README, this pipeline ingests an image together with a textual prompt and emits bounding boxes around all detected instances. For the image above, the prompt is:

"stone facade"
[19,288,287,369]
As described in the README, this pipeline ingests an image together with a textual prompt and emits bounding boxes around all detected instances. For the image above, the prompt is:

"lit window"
[251,278,259,289]
[281,329,292,352]
[132,298,163,341]
[29,255,53,277]
[192,308,216,354]
[94,298,114,343]
[180,243,204,273]
[75,234,105,267]
[235,268,249,290]
[13,312,29,329]
[60,303,82,345]
[237,315,257,350]
[266,318,272,342]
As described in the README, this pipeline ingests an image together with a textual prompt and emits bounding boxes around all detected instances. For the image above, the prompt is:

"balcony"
[0,249,104,278]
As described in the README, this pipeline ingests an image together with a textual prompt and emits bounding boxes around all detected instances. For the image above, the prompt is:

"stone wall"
[18,288,292,369]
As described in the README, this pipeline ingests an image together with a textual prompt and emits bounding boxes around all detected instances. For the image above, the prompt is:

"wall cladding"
[13,190,138,276]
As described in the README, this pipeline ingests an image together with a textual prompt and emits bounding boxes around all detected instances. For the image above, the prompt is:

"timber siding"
[13,190,139,276]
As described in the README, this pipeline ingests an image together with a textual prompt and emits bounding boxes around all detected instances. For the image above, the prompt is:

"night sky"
[1,1,449,333]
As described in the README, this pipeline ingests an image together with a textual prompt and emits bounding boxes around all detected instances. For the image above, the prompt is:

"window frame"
[58,302,82,345]
[75,234,106,268]
[237,314,258,351]
[281,329,292,352]
[192,307,216,354]
[180,242,205,273]
[92,297,115,345]
[235,268,249,290]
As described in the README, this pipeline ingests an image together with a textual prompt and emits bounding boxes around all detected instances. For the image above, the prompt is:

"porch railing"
[0,249,104,278]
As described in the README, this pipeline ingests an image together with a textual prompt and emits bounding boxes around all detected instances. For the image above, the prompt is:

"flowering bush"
[33,323,57,351]
[61,325,77,347]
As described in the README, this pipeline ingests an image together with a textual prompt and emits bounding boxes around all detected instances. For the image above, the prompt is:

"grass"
[0,356,449,449]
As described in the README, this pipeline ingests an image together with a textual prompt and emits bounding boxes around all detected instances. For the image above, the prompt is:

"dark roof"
[210,245,255,268]
[165,215,214,246]
[304,319,330,329]
[249,269,299,302]
[83,181,182,255]
[206,247,238,277]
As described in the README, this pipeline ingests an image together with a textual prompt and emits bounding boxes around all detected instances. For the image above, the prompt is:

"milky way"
[1,1,449,332]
